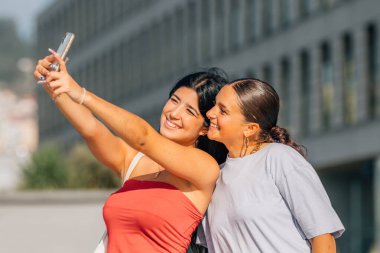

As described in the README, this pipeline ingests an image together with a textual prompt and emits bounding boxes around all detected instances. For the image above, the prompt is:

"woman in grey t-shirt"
[200,78,344,253]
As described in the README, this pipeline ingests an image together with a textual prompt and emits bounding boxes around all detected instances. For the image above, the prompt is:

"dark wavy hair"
[169,68,229,164]
[230,78,306,157]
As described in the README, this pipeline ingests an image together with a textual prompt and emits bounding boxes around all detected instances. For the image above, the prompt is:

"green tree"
[21,142,120,190]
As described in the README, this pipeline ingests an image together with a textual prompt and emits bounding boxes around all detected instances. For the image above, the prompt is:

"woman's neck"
[227,142,269,158]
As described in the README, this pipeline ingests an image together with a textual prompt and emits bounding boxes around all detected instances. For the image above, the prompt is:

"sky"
[0,0,55,42]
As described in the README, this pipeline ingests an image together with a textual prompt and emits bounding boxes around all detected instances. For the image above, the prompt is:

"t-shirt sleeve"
[268,145,345,239]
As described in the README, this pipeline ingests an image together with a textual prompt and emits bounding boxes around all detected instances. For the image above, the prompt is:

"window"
[215,0,226,56]
[201,0,211,62]
[245,0,257,43]
[263,64,273,85]
[229,0,243,51]
[300,50,311,135]
[320,42,334,129]
[262,0,274,36]
[300,0,311,18]
[174,9,185,74]
[280,57,291,127]
[342,33,357,125]
[366,23,378,119]
[279,0,291,28]
[188,1,197,66]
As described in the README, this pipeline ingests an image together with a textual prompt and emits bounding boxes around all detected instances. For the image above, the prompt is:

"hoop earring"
[239,136,249,157]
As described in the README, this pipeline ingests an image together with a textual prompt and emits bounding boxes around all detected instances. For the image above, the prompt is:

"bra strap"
[122,152,144,183]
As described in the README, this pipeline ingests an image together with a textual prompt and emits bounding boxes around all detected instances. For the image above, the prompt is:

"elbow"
[125,118,151,152]
[131,126,149,152]
[79,121,100,140]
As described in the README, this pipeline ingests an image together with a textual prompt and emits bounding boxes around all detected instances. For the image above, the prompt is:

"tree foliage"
[21,142,120,189]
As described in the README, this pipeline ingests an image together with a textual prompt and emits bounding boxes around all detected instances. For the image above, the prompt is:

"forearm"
[81,90,151,151]
[43,84,100,139]
[311,234,336,253]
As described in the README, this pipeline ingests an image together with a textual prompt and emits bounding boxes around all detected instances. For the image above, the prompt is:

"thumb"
[48,48,67,72]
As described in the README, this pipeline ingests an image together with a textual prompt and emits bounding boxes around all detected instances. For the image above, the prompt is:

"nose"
[168,105,182,119]
[206,106,216,119]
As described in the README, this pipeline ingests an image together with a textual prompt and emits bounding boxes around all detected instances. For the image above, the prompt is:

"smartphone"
[38,32,75,84]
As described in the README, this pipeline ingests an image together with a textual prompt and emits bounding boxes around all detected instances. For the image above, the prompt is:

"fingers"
[48,48,67,72]
[34,55,56,81]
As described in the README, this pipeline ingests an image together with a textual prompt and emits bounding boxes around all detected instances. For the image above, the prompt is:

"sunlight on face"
[160,87,206,147]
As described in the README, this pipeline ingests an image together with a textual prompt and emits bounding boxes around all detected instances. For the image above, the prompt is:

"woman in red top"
[34,50,227,253]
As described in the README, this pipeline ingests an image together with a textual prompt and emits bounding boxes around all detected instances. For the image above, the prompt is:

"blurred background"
[0,0,379,252]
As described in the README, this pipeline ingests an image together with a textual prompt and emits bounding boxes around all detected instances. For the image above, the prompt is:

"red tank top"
[103,179,203,253]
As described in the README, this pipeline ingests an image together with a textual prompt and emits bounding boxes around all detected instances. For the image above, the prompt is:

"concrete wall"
[0,191,111,253]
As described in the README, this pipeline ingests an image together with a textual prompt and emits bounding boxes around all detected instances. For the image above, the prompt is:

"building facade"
[36,0,380,252]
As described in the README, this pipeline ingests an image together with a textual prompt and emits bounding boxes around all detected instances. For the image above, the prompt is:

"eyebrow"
[217,101,229,111]
[172,94,200,116]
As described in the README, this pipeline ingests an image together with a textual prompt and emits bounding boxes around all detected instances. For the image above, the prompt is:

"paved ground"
[0,190,112,253]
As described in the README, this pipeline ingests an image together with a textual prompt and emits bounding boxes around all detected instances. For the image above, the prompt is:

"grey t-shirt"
[199,143,344,253]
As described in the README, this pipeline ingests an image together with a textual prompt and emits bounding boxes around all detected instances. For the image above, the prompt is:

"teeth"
[210,123,219,129]
[166,120,178,128]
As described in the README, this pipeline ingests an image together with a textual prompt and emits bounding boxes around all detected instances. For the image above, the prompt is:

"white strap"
[122,152,144,183]
[93,231,107,253]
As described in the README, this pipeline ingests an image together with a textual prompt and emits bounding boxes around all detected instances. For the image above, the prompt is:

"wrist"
[78,87,87,105]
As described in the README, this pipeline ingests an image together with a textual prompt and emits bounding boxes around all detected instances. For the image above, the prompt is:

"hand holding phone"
[37,32,75,84]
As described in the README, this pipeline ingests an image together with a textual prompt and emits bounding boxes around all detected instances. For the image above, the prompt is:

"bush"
[21,142,120,189]
[66,143,120,189]
[21,143,67,189]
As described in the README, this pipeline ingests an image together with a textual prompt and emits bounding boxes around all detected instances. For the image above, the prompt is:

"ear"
[199,126,208,136]
[242,122,260,138]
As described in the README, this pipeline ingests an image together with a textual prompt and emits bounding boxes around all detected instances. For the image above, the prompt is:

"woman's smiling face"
[206,85,247,148]
[160,87,206,147]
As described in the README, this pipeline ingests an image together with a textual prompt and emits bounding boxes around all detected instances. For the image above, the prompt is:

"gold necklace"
[249,142,262,154]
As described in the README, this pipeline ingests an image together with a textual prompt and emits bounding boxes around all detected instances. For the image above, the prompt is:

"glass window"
[300,50,311,135]
[262,0,274,36]
[245,0,256,43]
[279,0,291,28]
[229,0,243,51]
[263,64,273,85]
[300,0,311,18]
[367,23,378,119]
[215,0,226,56]
[320,42,334,129]
[280,57,291,127]
[188,1,197,66]
[201,0,211,62]
[175,9,185,74]
[342,33,357,125]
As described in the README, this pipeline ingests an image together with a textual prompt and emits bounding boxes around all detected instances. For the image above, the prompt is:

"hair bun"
[269,126,290,144]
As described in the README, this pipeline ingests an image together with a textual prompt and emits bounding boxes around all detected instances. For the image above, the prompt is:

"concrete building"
[36,0,380,252]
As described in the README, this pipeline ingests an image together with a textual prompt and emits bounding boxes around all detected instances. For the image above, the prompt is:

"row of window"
[37,0,375,139]
[38,0,348,62]
[37,0,155,55]
[251,22,378,136]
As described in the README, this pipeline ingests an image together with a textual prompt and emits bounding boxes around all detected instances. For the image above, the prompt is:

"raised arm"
[45,51,219,190]
[34,55,137,177]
